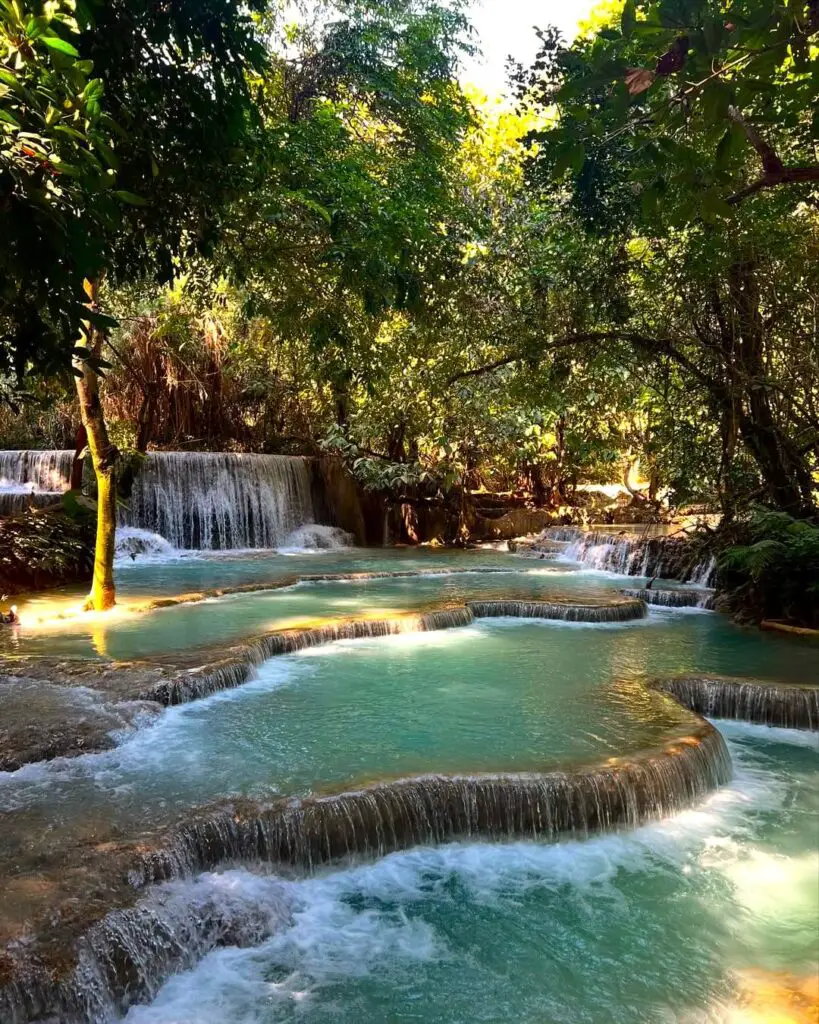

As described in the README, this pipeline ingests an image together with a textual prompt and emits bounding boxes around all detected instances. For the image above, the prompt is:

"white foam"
[125,736,809,1024]
[115,527,183,565]
[279,524,354,553]
[292,624,485,657]
[712,718,819,749]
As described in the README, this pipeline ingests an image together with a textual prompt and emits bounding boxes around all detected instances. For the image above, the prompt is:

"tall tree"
[508,0,819,516]
[2,0,270,608]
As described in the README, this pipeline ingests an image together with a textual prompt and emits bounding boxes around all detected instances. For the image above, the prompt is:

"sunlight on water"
[122,727,818,1024]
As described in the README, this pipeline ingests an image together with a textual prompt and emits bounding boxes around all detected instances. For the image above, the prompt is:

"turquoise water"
[2,614,816,862]
[2,550,818,1022]
[4,550,819,673]
[1,563,603,660]
[124,725,819,1024]
[0,620,692,833]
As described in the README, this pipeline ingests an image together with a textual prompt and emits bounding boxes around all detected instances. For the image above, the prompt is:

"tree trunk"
[135,386,157,453]
[728,261,816,517]
[74,279,118,612]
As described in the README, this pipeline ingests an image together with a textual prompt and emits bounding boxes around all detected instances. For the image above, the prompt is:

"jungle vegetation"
[1,0,817,609]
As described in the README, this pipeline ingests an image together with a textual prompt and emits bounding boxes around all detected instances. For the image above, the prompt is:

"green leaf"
[641,180,664,218]
[25,16,47,38]
[700,189,734,222]
[715,124,746,169]
[701,81,732,125]
[81,308,120,330]
[40,34,80,58]
[0,108,21,127]
[113,189,149,206]
[553,141,586,177]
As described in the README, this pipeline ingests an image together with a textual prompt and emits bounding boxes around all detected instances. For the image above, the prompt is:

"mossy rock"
[0,506,95,596]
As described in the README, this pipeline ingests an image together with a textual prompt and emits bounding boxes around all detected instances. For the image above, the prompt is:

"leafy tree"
[719,508,819,626]
[507,0,819,516]
[2,0,270,608]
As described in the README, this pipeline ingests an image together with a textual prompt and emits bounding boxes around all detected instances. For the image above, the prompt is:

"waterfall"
[145,600,644,707]
[145,616,444,705]
[0,874,292,1024]
[134,725,731,885]
[654,676,819,730]
[0,724,731,1024]
[469,598,647,623]
[122,452,318,550]
[543,527,716,584]
[621,587,715,610]
[0,450,73,516]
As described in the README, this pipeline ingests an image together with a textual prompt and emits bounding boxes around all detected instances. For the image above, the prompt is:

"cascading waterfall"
[0,723,731,1024]
[135,725,731,885]
[543,527,716,585]
[654,676,819,730]
[0,450,73,515]
[621,587,715,610]
[145,609,475,705]
[0,874,292,1024]
[146,601,645,706]
[122,452,319,550]
[468,599,647,623]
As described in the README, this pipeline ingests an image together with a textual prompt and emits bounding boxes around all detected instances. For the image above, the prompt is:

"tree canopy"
[1,0,816,603]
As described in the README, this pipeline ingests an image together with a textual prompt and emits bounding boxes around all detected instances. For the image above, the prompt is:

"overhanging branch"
[446,331,720,391]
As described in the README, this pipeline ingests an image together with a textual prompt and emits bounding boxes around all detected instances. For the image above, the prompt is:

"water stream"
[123,726,819,1024]
[1,456,817,1022]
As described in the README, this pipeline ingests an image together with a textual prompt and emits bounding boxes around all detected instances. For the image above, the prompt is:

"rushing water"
[119,726,818,1024]
[121,452,319,550]
[0,551,778,663]
[0,449,324,549]
[1,530,818,1021]
[0,449,73,515]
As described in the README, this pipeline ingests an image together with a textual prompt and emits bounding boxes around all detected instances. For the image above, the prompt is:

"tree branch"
[726,105,819,203]
[446,331,720,391]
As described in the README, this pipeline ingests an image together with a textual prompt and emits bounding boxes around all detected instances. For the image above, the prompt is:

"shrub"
[717,510,819,628]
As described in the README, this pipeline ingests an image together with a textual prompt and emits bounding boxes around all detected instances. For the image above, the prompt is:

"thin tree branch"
[445,331,721,392]
[726,105,819,203]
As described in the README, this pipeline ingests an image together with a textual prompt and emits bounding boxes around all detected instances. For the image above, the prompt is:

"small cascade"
[419,606,475,631]
[689,556,717,588]
[280,524,354,551]
[147,601,648,707]
[300,567,514,582]
[655,676,819,730]
[0,875,292,1024]
[469,598,647,623]
[122,452,319,550]
[543,527,715,584]
[147,615,457,705]
[133,726,731,885]
[114,527,179,563]
[0,450,73,516]
[621,587,715,610]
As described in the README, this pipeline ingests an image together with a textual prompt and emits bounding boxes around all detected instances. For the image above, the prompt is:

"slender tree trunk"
[135,387,157,453]
[74,279,118,612]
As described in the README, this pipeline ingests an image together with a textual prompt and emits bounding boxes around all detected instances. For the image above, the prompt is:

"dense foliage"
[718,509,819,627]
[0,502,94,595]
[1,0,816,608]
